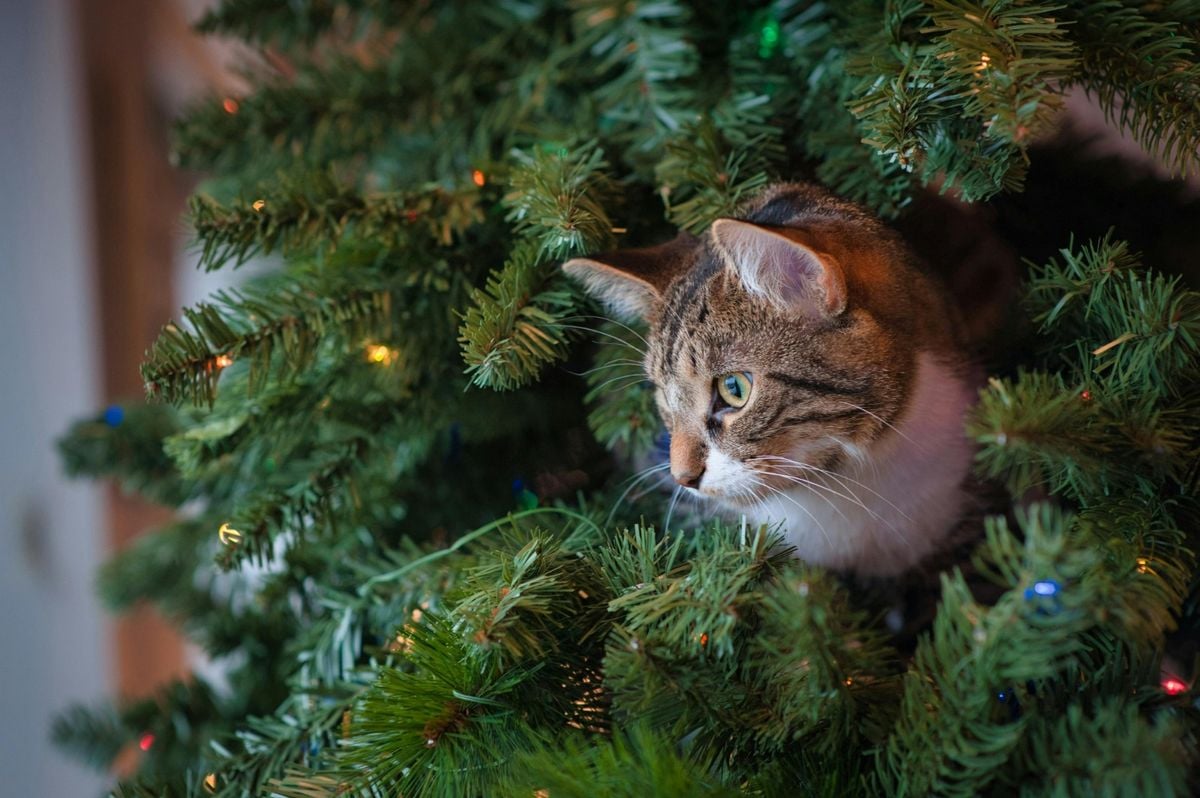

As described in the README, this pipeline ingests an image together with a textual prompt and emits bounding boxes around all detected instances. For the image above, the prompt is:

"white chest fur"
[707,352,978,577]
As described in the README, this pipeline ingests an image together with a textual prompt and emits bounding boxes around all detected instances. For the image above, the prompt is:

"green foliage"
[847,0,1078,201]
[1065,0,1200,176]
[206,685,365,798]
[188,181,483,272]
[500,725,742,798]
[875,504,1186,796]
[458,141,620,390]
[1026,234,1200,402]
[970,371,1115,501]
[571,0,700,164]
[751,568,900,756]
[657,118,777,233]
[195,0,401,48]
[50,703,128,772]
[504,140,616,261]
[53,1,1200,796]
[57,402,190,505]
[1005,698,1190,797]
[971,235,1200,504]
[340,616,548,797]
[142,265,394,406]
[458,240,579,390]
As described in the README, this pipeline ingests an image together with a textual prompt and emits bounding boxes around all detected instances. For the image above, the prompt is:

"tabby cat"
[564,183,981,577]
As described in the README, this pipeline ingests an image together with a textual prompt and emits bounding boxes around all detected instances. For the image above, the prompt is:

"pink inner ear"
[711,219,845,315]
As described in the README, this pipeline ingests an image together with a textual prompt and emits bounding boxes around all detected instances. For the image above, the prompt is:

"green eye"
[716,372,753,409]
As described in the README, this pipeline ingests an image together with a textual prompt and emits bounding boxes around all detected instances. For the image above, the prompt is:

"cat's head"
[564,183,963,505]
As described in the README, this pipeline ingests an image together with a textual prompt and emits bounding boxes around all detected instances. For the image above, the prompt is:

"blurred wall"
[0,0,110,795]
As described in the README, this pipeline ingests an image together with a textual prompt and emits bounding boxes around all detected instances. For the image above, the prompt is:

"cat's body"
[565,183,983,577]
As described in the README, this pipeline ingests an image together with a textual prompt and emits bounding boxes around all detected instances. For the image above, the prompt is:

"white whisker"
[746,473,835,554]
[566,358,645,379]
[606,463,670,528]
[751,454,914,523]
[559,323,646,357]
[833,400,926,453]
[664,485,683,532]
[586,371,651,396]
[576,314,651,350]
[752,465,860,527]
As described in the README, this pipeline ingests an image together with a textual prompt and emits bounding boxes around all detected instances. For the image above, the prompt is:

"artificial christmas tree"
[55,2,1200,796]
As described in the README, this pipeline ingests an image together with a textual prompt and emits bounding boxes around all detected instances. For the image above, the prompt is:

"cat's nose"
[673,467,704,489]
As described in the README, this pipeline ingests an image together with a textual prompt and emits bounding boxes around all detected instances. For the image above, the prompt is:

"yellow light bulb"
[365,344,395,364]
[218,523,243,546]
[472,169,486,187]
[203,773,218,792]
[252,199,266,212]
[213,354,234,369]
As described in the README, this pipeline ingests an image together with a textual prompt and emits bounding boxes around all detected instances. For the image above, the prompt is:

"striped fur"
[564,183,979,577]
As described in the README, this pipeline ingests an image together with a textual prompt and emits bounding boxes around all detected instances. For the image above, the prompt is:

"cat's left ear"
[710,219,847,315]
[562,231,699,321]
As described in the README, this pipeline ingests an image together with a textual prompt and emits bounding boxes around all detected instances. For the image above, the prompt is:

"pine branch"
[608,524,791,660]
[847,0,1077,202]
[108,776,210,798]
[459,241,579,391]
[877,506,1099,796]
[1023,233,1144,333]
[1071,499,1194,647]
[923,0,1076,141]
[57,681,226,793]
[142,268,393,406]
[217,439,367,569]
[1079,273,1200,401]
[656,118,776,233]
[460,141,623,390]
[195,0,404,48]
[188,181,483,272]
[504,140,617,261]
[453,531,609,665]
[498,725,742,798]
[750,568,901,756]
[969,371,1115,501]
[1065,0,1200,175]
[1026,233,1200,401]
[1005,699,1190,796]
[337,616,547,797]
[97,519,210,611]
[451,526,611,732]
[57,402,191,506]
[599,523,836,779]
[571,0,701,162]
[51,703,129,772]
[781,5,915,215]
[205,686,363,798]
[173,54,406,176]
[179,4,563,181]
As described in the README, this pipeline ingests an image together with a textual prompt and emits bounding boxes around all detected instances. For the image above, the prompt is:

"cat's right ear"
[562,232,698,321]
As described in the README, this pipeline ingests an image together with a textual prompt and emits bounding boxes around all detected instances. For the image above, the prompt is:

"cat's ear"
[562,232,699,321]
[710,219,847,315]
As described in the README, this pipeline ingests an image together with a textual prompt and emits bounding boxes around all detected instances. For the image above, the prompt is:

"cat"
[563,183,983,578]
